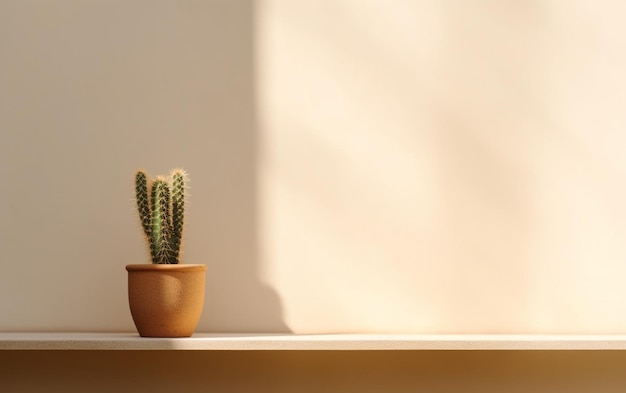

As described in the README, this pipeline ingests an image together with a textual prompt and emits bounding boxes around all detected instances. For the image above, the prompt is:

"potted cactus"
[126,169,207,337]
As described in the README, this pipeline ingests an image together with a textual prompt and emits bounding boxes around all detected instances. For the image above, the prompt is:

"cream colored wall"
[256,0,626,333]
[2,0,626,335]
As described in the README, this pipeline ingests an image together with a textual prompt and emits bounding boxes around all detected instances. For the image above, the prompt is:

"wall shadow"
[0,0,290,333]
[183,0,290,332]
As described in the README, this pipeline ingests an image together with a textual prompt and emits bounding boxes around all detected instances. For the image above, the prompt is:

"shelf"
[3,333,626,350]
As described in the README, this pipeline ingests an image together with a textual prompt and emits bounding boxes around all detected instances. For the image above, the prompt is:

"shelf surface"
[3,333,626,350]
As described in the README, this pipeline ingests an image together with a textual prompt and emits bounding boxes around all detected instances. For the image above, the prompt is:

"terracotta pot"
[126,264,207,337]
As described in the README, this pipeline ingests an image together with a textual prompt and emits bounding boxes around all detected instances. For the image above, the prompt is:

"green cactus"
[134,169,188,264]
[170,170,185,262]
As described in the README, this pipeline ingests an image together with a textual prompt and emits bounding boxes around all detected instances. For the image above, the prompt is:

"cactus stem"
[135,169,188,264]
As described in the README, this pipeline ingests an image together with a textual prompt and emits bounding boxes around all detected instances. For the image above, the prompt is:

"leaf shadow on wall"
[429,1,546,332]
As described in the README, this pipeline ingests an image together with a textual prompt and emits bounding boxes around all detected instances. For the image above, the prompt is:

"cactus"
[135,169,188,264]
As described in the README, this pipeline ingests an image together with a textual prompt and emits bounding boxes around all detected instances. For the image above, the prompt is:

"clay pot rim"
[126,264,207,272]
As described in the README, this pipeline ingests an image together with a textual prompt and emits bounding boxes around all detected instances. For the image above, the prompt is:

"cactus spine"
[135,169,187,264]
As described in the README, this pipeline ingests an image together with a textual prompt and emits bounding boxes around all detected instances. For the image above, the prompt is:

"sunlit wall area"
[256,0,626,333]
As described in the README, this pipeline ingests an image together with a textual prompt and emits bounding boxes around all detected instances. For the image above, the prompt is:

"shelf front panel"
[3,333,626,350]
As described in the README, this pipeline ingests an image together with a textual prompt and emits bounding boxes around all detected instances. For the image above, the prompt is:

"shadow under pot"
[126,264,207,338]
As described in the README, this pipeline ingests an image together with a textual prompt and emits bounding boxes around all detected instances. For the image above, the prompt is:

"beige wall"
[258,0,626,333]
[3,0,626,335]
[0,0,287,332]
